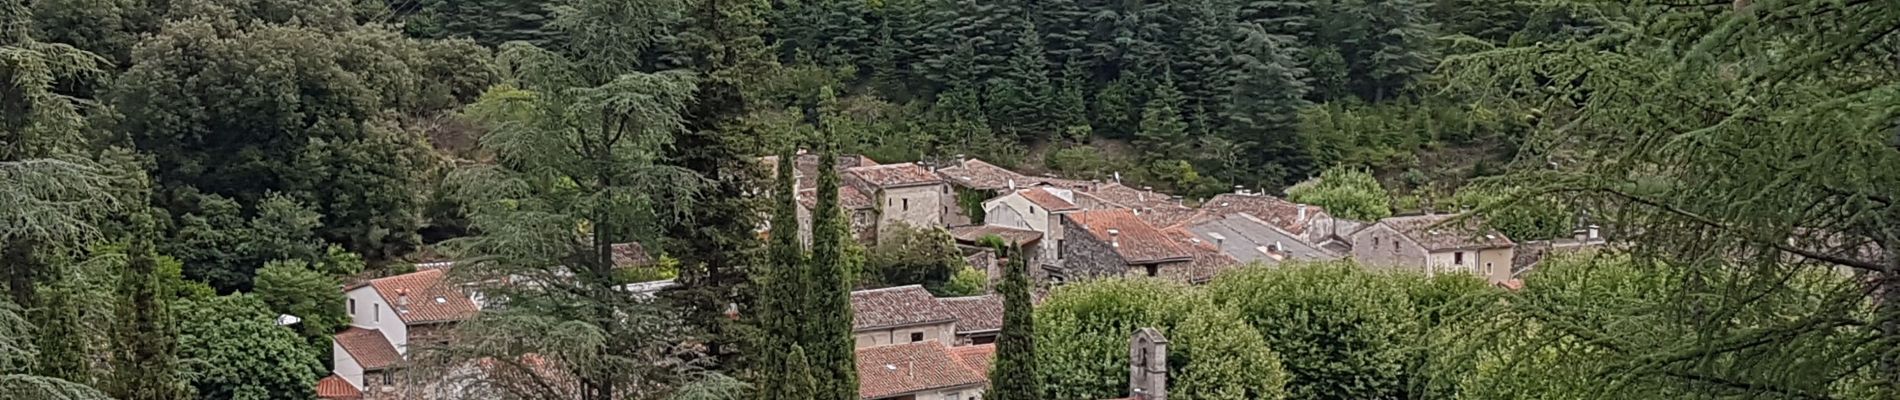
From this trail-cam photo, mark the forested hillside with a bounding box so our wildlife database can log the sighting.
[3,0,1899,399]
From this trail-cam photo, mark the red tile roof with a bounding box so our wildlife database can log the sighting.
[762,153,879,191]
[851,285,958,330]
[856,341,988,399]
[1017,188,1080,212]
[948,225,1043,246]
[1381,214,1515,251]
[335,327,403,371]
[367,269,480,325]
[316,374,362,400]
[938,295,1004,334]
[1187,193,1327,234]
[1069,209,1193,264]
[948,344,997,376]
[847,163,943,188]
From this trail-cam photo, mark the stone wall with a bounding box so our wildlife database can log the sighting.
[1056,216,1130,282]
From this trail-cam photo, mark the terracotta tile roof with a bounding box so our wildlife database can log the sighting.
[851,285,957,330]
[938,295,1004,334]
[1069,209,1193,264]
[856,341,987,399]
[335,327,403,370]
[935,158,1035,191]
[367,269,480,325]
[1017,187,1080,212]
[948,344,997,376]
[1188,193,1327,234]
[846,163,943,188]
[948,225,1043,246]
[1380,214,1515,251]
[797,185,874,210]
[316,374,362,400]
[1159,228,1245,284]
[1080,183,1182,210]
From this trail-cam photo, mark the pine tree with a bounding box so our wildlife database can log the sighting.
[1172,0,1238,127]
[987,245,1038,400]
[1239,0,1317,42]
[664,0,776,371]
[1225,23,1312,186]
[1093,73,1145,139]
[1051,64,1092,143]
[1343,0,1434,101]
[990,24,1054,141]
[1037,0,1092,68]
[918,0,975,89]
[805,148,861,400]
[960,0,1029,79]
[1137,77,1192,163]
[108,240,191,400]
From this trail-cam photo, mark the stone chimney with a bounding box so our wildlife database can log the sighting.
[1108,229,1121,248]
[1114,171,1123,184]
[1129,328,1169,400]
[1297,204,1308,222]
[396,289,410,313]
[1588,225,1600,240]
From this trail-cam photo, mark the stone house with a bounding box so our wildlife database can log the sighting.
[977,186,1085,271]
[1057,209,1195,283]
[850,285,960,348]
[845,163,953,243]
[1181,213,1341,265]
[1350,214,1516,283]
[938,294,1004,345]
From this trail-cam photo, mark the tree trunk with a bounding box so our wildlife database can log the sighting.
[5,239,36,308]
[1878,236,1900,391]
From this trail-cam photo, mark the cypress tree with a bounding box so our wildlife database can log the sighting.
[806,148,860,400]
[987,245,1039,400]
[755,147,810,393]
[108,240,191,400]
[1225,23,1313,186]
[784,344,820,399]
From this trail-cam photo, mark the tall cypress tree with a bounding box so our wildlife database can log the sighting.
[987,245,1038,400]
[754,147,811,396]
[805,147,861,400]
[1225,23,1312,186]
[108,239,191,400]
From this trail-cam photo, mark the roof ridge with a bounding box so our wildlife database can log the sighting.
[853,284,928,294]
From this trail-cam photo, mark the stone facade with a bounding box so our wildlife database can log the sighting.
[1350,223,1431,270]
[854,321,959,349]
[872,183,950,241]
[1055,216,1133,282]
[1129,328,1169,400]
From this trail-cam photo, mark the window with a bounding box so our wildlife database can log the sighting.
[902,198,909,211]
[349,299,356,315]
[374,303,381,322]
[1485,262,1494,275]
[946,392,960,400]
[910,332,925,342]
[382,371,394,385]
[1030,206,1038,215]
[1392,240,1399,252]
[1454,252,1465,265]
[1144,265,1158,277]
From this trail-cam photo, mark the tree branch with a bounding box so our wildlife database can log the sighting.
[1587,188,1888,272]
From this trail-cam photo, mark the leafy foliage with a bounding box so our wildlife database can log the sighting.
[862,224,967,293]
[173,294,324,400]
[1035,278,1289,400]
[1285,167,1392,221]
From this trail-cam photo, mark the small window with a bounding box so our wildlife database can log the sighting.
[349,299,356,315]
[382,371,394,385]
[902,198,909,211]
[1145,265,1158,277]
[946,392,960,400]
[1454,252,1465,265]
[374,303,381,322]
[1485,262,1494,275]
[1392,240,1399,252]
[1374,237,1381,247]
[910,332,924,342]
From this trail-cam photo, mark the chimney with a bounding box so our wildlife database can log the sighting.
[1129,328,1169,400]
[1588,225,1600,240]
[1108,229,1121,247]
[1273,241,1284,253]
[1297,204,1308,222]
[1233,185,1245,195]
[396,289,410,312]
[1008,179,1017,191]
[1114,171,1123,184]
[1573,227,1589,242]
[1138,187,1149,202]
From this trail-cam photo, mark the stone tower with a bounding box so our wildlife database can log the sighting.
[1128,327,1169,400]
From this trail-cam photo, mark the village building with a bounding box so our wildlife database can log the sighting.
[1180,212,1340,265]
[1350,213,1517,283]
[850,285,961,348]
[855,341,990,400]
[938,294,1004,345]
[328,268,480,398]
[1057,209,1196,283]
[844,163,954,242]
